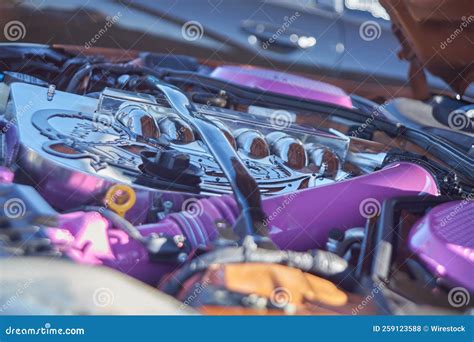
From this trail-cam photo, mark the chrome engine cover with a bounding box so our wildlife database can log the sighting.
[8,83,352,209]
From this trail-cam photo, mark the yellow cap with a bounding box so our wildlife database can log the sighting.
[105,184,136,217]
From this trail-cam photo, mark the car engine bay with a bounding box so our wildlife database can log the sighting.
[0,44,472,315]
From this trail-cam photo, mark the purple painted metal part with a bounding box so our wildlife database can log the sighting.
[210,66,353,108]
[47,212,175,285]
[35,170,189,225]
[147,162,438,251]
[408,200,474,292]
[264,162,439,250]
[0,167,14,183]
[47,162,438,285]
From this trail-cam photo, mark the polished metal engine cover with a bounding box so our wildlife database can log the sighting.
[8,83,350,209]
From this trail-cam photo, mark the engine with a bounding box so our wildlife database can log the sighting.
[0,46,472,315]
[7,81,388,214]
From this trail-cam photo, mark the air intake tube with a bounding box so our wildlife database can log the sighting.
[49,162,438,285]
[139,162,438,250]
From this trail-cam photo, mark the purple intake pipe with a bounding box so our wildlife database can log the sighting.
[141,162,438,250]
[48,162,438,284]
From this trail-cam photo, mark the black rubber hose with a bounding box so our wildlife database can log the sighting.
[161,246,351,295]
[65,63,165,93]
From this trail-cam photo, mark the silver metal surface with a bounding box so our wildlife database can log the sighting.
[9,83,340,213]
[116,102,160,139]
[234,128,269,158]
[266,131,308,169]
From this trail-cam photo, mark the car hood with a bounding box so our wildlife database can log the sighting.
[380,0,474,97]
